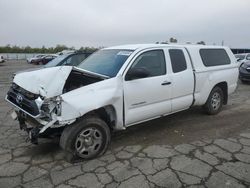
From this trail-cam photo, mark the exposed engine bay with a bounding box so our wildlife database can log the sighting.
[63,70,104,93]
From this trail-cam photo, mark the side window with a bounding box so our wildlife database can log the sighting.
[70,54,86,66]
[246,54,250,60]
[79,54,87,61]
[63,57,73,65]
[130,50,166,77]
[62,54,87,66]
[169,49,187,73]
[200,49,231,67]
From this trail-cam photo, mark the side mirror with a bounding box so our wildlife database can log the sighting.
[236,58,241,62]
[125,67,150,81]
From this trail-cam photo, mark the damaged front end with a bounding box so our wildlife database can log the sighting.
[6,83,66,144]
[5,66,106,144]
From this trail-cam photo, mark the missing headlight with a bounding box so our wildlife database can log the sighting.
[41,96,62,116]
[55,103,61,116]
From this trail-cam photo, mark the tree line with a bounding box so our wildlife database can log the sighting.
[156,38,206,45]
[0,44,99,54]
[0,39,206,54]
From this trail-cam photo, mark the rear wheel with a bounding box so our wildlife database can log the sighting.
[60,116,111,160]
[204,86,224,115]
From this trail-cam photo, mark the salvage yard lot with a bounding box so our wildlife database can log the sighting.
[0,60,250,187]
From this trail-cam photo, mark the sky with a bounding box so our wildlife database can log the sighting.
[0,0,249,48]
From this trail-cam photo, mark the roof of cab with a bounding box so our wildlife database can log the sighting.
[105,43,228,51]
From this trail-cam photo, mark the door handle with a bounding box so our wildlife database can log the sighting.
[161,81,171,85]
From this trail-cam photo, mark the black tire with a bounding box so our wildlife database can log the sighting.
[204,86,224,115]
[60,116,111,160]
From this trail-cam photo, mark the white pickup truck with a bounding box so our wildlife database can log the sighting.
[6,44,238,159]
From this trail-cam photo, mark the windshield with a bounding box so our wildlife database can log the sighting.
[44,54,68,68]
[247,54,250,60]
[235,54,245,60]
[77,49,133,77]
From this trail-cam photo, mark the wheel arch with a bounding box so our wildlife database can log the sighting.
[213,81,228,105]
[83,105,117,131]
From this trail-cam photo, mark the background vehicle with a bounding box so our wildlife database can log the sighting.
[31,54,58,65]
[0,55,5,63]
[56,50,75,56]
[45,51,91,68]
[27,54,45,64]
[13,51,93,77]
[6,44,238,160]
[239,60,250,83]
[235,53,250,65]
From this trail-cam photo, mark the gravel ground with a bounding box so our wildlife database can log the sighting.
[0,60,250,188]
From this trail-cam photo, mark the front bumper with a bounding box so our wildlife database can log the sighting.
[12,110,62,144]
[6,85,60,144]
[239,71,250,81]
[11,110,42,144]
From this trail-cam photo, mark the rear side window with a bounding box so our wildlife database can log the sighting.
[200,49,231,67]
[169,49,187,73]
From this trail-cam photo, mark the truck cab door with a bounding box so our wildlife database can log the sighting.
[166,48,194,112]
[123,49,172,126]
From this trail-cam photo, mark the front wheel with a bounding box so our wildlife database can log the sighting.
[60,116,111,160]
[203,86,224,115]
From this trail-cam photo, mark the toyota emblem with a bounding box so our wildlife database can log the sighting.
[16,94,23,104]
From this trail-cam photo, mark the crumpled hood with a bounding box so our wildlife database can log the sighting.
[13,66,73,98]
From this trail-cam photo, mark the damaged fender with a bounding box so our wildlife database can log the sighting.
[57,76,124,130]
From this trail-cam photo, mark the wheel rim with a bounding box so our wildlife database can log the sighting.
[211,92,221,110]
[75,127,103,158]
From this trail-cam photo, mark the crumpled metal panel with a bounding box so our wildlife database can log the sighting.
[58,76,124,129]
[13,66,73,98]
[13,66,124,130]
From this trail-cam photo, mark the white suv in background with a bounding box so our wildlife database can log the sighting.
[0,55,5,63]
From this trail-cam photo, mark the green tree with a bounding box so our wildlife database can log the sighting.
[169,37,178,43]
[0,44,99,53]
